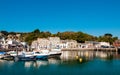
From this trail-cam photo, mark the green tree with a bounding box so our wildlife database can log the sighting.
[98,33,118,44]
[104,33,112,38]
[33,29,40,34]
[1,31,8,36]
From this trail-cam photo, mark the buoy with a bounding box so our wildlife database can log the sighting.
[79,58,83,63]
[76,56,79,59]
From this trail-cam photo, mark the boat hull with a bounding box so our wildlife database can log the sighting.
[35,54,49,60]
[18,56,36,61]
[1,55,15,60]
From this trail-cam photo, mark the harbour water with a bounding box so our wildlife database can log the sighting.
[0,50,120,75]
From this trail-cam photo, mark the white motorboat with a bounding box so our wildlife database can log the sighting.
[49,49,62,57]
[17,52,36,61]
[39,49,62,56]
[33,51,49,59]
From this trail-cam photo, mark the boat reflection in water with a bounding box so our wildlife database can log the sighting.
[23,60,49,68]
[1,50,120,75]
[0,50,118,68]
[24,56,61,68]
[33,60,48,68]
[24,61,34,68]
[23,50,115,67]
[48,57,61,65]
[61,50,114,63]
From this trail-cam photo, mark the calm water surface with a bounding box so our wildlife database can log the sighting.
[0,51,120,75]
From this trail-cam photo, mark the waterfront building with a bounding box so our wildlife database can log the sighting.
[48,37,60,49]
[66,40,77,48]
[85,41,110,48]
[113,40,120,47]
[31,37,78,50]
[2,37,27,51]
[16,34,21,38]
[60,40,77,48]
[31,38,50,50]
[37,38,50,50]
[85,41,99,48]
[59,40,68,48]
[0,37,6,49]
[31,40,38,50]
[6,38,19,50]
[77,43,88,48]
[99,42,110,47]
[0,32,3,36]
[31,37,61,50]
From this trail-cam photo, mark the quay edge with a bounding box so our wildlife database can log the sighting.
[61,48,118,52]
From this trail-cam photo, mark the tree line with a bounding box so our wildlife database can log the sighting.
[0,29,118,45]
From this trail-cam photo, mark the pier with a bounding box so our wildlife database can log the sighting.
[62,48,118,52]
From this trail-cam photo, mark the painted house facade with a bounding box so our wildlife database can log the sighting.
[113,40,120,47]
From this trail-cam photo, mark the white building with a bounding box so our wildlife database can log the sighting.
[31,41,38,49]
[0,37,6,48]
[99,42,110,47]
[48,37,60,49]
[60,40,77,48]
[31,37,78,50]
[37,38,50,50]
[31,38,50,50]
[77,43,88,48]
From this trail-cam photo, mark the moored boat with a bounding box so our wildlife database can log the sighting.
[33,51,49,60]
[49,49,62,58]
[17,52,36,61]
[0,52,6,59]
[50,48,61,55]
[16,51,49,61]
[49,51,62,56]
[1,55,15,60]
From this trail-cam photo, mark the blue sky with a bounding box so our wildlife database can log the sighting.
[0,0,120,38]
